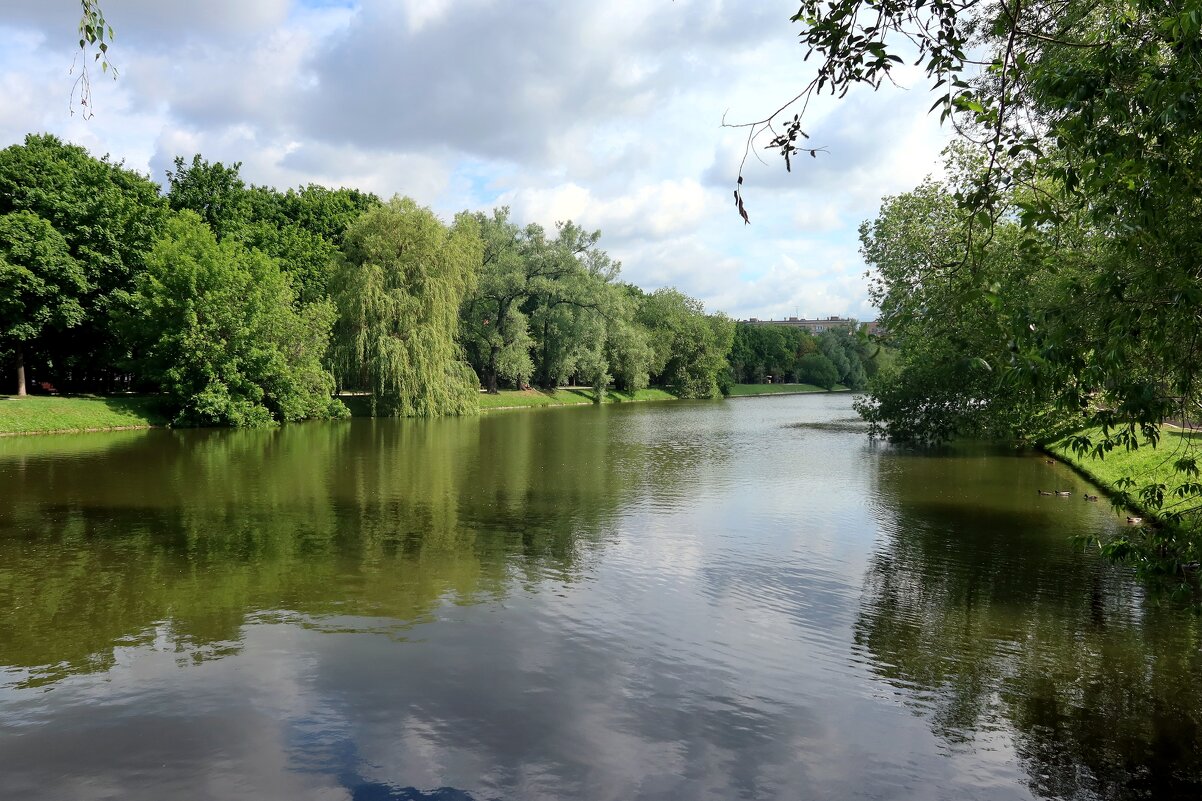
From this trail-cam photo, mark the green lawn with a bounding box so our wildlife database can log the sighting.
[343,385,844,415]
[726,383,847,396]
[0,395,165,435]
[1052,426,1202,528]
[477,387,678,410]
[4,383,849,434]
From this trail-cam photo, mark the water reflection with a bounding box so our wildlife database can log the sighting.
[0,412,658,687]
[858,445,1202,799]
[3,399,1202,800]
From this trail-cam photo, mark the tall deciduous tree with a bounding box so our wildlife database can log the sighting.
[331,197,482,417]
[0,133,166,390]
[0,212,87,395]
[797,353,839,390]
[855,176,1075,443]
[743,1,1202,437]
[126,211,344,426]
[638,288,734,399]
[527,222,617,391]
[460,208,541,393]
[604,284,653,393]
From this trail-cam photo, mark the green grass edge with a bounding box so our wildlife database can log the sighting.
[0,395,166,436]
[3,383,851,435]
[1047,426,1202,537]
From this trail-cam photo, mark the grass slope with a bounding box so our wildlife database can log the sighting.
[343,385,845,416]
[0,395,165,435]
[5,382,849,435]
[1052,426,1202,535]
[726,383,848,396]
[477,387,678,410]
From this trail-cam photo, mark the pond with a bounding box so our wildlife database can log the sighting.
[1,394,1199,800]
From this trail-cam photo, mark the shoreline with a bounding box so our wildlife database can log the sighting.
[726,388,851,399]
[1043,428,1202,556]
[1,384,855,436]
[0,423,158,438]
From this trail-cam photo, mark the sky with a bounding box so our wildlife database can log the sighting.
[0,0,951,321]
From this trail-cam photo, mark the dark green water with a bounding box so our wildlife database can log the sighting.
[1,395,1199,800]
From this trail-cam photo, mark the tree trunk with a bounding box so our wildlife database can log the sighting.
[15,342,26,397]
[486,345,500,394]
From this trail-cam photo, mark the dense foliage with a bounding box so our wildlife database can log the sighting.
[1,134,737,424]
[125,212,344,427]
[458,210,733,400]
[729,322,878,391]
[637,288,735,399]
[331,199,482,418]
[0,211,86,395]
[0,133,167,392]
[772,1,1202,561]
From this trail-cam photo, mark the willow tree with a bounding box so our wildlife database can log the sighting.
[331,197,482,417]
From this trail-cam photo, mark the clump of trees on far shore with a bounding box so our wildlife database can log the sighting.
[0,134,744,425]
[728,323,880,391]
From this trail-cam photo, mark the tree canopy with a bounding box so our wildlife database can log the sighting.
[751,1,1202,559]
[331,197,483,418]
[0,134,742,426]
[125,211,344,427]
[0,211,86,395]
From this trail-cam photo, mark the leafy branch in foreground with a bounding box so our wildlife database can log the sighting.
[71,0,117,118]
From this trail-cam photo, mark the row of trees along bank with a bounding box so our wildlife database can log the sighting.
[1,134,886,426]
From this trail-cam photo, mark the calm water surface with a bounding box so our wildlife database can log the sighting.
[1,395,1200,800]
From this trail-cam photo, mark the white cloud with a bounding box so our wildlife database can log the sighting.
[0,0,951,320]
[500,179,715,242]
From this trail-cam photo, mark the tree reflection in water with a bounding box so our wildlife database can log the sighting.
[856,446,1202,799]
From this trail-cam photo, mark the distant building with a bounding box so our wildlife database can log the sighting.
[742,315,857,334]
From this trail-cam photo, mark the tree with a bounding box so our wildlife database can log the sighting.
[740,2,1202,435]
[526,222,619,391]
[461,211,627,394]
[818,329,869,390]
[169,165,382,306]
[854,173,1080,444]
[797,353,839,391]
[240,184,381,304]
[638,288,734,399]
[0,212,87,395]
[460,208,542,393]
[258,184,381,247]
[126,211,344,426]
[166,155,250,242]
[331,197,482,417]
[604,285,654,393]
[728,323,820,384]
[0,134,167,391]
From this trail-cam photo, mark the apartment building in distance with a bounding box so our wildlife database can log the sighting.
[741,315,857,334]
[740,315,885,337]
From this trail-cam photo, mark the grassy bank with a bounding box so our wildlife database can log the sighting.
[477,387,678,411]
[338,388,679,416]
[727,383,848,396]
[0,395,165,435]
[1051,427,1202,564]
[1052,427,1202,508]
[4,382,844,435]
